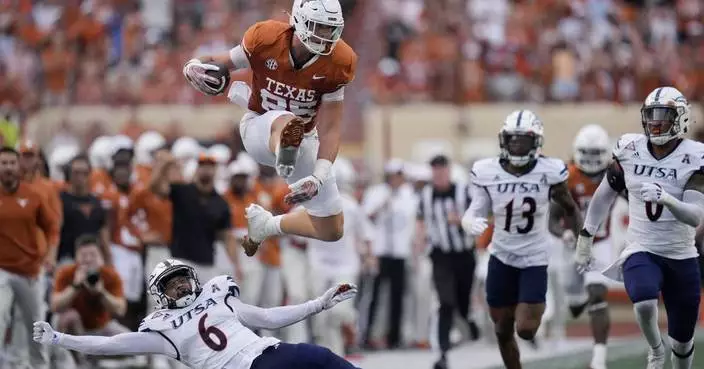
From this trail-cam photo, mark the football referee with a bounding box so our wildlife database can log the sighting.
[416,155,479,369]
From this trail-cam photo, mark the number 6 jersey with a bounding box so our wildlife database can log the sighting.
[613,133,704,259]
[471,156,569,268]
[138,275,279,369]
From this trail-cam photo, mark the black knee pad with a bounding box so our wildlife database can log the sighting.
[517,329,535,341]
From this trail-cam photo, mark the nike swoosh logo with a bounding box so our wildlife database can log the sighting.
[312,75,326,80]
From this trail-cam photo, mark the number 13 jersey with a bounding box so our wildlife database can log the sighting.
[242,20,357,132]
[138,275,279,369]
[471,156,568,268]
[613,133,704,259]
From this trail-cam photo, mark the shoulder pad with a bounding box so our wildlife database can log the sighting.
[539,157,569,185]
[470,158,498,186]
[612,133,644,160]
[329,41,357,88]
[138,309,177,332]
[241,20,289,57]
[203,275,240,299]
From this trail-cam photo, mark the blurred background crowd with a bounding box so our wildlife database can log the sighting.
[1,0,704,146]
[1,1,704,369]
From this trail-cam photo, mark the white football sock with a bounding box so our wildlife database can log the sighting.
[269,215,284,236]
[633,299,662,349]
[591,343,607,369]
[670,337,694,369]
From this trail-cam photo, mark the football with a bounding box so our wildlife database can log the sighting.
[203,63,231,96]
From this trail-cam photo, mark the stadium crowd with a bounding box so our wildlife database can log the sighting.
[1,1,704,369]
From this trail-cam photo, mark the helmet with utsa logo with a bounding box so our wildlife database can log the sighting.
[498,110,544,167]
[573,124,611,175]
[147,259,202,310]
[641,86,692,146]
[290,0,344,56]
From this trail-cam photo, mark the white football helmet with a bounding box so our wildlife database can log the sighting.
[332,157,355,193]
[573,124,611,175]
[88,136,113,169]
[641,86,692,145]
[135,131,166,165]
[147,259,201,310]
[290,0,344,55]
[49,145,81,181]
[207,144,232,165]
[171,137,202,162]
[499,110,544,167]
[236,152,259,177]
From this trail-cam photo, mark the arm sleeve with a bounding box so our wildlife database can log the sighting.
[229,45,251,70]
[466,184,491,219]
[55,332,177,358]
[583,178,620,235]
[233,298,320,330]
[662,190,704,228]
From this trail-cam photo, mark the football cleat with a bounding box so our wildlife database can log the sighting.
[276,117,306,178]
[243,204,275,256]
[646,341,666,369]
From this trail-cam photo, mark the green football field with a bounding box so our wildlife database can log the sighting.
[511,331,704,369]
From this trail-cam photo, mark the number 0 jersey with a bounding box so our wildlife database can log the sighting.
[614,133,704,259]
[242,20,357,132]
[138,276,279,369]
[471,156,568,268]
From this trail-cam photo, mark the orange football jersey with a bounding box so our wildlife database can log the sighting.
[567,163,611,242]
[242,20,357,131]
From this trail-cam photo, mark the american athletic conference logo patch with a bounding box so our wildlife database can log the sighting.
[265,58,278,70]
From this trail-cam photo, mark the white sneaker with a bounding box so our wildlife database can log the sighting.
[243,204,275,256]
[647,341,666,369]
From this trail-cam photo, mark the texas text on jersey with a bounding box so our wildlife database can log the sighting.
[568,163,611,242]
[471,156,569,267]
[242,20,356,132]
[610,133,704,259]
[139,275,279,369]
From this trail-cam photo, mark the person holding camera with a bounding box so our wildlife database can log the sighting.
[50,234,128,349]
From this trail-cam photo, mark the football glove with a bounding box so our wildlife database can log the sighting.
[33,321,60,345]
[562,229,576,249]
[314,283,358,311]
[182,59,222,96]
[574,230,594,274]
[640,182,671,204]
[461,213,488,236]
[284,175,322,205]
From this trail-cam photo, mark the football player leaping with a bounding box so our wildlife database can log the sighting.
[33,259,359,369]
[182,0,356,256]
[461,110,583,369]
[575,86,704,369]
[550,124,614,369]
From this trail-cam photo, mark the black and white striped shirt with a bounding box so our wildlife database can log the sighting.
[417,182,473,253]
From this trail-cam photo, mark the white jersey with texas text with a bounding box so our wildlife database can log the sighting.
[613,133,704,259]
[138,275,279,369]
[472,156,568,268]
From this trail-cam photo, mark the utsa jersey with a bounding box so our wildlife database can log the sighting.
[138,276,279,369]
[241,20,357,131]
[567,164,610,242]
[472,156,569,268]
[613,134,704,259]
